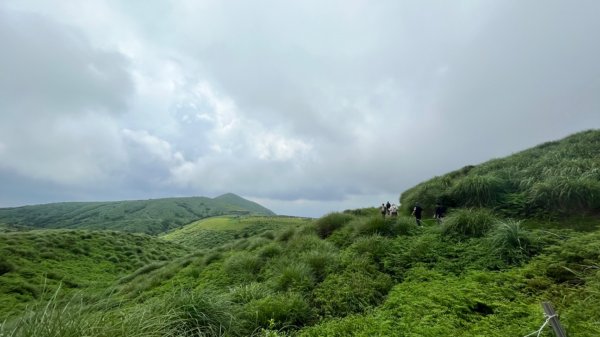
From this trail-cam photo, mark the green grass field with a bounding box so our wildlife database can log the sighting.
[162,215,314,249]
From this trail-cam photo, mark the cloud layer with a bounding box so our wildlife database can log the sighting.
[1,1,599,216]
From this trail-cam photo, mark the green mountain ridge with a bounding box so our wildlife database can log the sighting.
[0,194,275,235]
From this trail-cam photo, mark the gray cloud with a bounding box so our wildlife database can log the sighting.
[1,1,599,217]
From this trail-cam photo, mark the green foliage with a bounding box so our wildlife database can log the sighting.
[163,216,313,249]
[315,213,353,239]
[442,208,496,239]
[450,175,507,207]
[312,267,392,318]
[0,230,188,319]
[355,216,398,236]
[400,129,600,218]
[0,194,275,235]
[489,220,538,264]
[239,292,314,332]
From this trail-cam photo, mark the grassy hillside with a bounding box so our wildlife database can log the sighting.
[0,194,275,235]
[3,211,599,336]
[400,129,600,218]
[0,229,189,320]
[162,215,313,249]
[2,130,599,336]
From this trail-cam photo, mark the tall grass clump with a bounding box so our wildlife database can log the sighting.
[489,220,537,264]
[162,289,237,337]
[442,208,496,240]
[450,175,507,207]
[223,252,263,283]
[0,288,176,337]
[315,213,353,239]
[355,217,397,237]
[529,177,600,213]
[239,291,314,333]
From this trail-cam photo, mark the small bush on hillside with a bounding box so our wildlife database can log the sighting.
[223,252,263,283]
[0,256,15,276]
[395,216,418,236]
[312,269,393,318]
[270,261,315,292]
[239,292,314,333]
[300,250,339,282]
[355,217,397,236]
[202,251,222,266]
[228,282,272,304]
[315,213,353,239]
[489,220,538,264]
[347,235,394,270]
[276,227,296,242]
[167,289,237,336]
[258,242,283,259]
[442,208,496,240]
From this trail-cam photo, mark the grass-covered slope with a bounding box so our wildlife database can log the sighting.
[0,194,275,234]
[3,211,599,336]
[162,215,313,249]
[0,229,189,320]
[400,129,600,218]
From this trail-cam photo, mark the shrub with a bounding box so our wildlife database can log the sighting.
[202,251,222,266]
[276,227,296,242]
[347,235,394,269]
[315,213,353,239]
[355,217,397,236]
[0,256,15,276]
[489,220,538,264]
[258,243,283,259]
[312,269,392,317]
[229,282,272,304]
[223,252,263,283]
[300,250,339,282]
[270,261,315,292]
[240,292,313,332]
[166,289,237,336]
[442,208,496,240]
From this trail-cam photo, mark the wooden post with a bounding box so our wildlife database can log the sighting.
[542,302,567,337]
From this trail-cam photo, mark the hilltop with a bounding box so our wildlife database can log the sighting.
[0,194,275,235]
[400,129,600,219]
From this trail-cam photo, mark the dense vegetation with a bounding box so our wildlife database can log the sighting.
[0,230,189,319]
[162,216,314,249]
[400,129,600,218]
[0,193,274,234]
[1,130,599,336]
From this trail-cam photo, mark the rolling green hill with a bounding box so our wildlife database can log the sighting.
[400,129,600,218]
[0,194,275,235]
[162,215,314,249]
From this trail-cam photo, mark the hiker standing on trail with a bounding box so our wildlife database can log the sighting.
[434,203,445,225]
[412,202,423,226]
[386,201,391,215]
[390,204,398,217]
[380,203,387,218]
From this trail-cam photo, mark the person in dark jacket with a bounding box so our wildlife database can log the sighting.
[412,202,423,226]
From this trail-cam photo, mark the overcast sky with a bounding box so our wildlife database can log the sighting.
[1,1,599,217]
